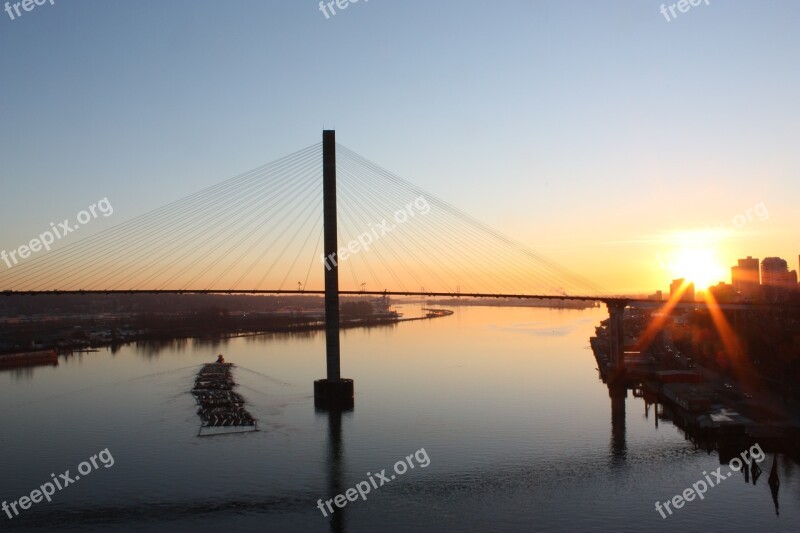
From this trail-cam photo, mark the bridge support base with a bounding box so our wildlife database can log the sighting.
[314,378,354,411]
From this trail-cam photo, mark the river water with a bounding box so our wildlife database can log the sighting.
[1,306,797,532]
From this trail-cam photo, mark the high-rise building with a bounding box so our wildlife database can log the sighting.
[761,257,797,301]
[761,257,787,286]
[670,278,695,303]
[731,256,760,300]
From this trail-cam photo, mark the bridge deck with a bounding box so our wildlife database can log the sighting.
[3,289,793,309]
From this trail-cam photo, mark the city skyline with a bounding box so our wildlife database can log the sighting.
[661,253,800,298]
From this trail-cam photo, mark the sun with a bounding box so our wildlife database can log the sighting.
[658,229,727,290]
[671,248,726,290]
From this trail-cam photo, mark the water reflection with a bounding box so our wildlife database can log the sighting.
[609,385,627,463]
[769,455,781,515]
[322,408,348,533]
[607,379,788,521]
[0,365,39,381]
[134,338,195,358]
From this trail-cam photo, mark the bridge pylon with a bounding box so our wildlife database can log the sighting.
[314,130,354,410]
[605,299,628,378]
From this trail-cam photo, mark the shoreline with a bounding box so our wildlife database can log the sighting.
[1,309,456,360]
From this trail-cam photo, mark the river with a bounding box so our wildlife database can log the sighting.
[1,306,797,532]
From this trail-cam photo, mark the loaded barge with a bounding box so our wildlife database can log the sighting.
[191,359,258,436]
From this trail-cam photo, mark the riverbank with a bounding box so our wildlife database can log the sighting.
[590,315,800,458]
[0,309,455,362]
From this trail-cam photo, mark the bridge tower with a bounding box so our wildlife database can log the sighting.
[314,130,355,410]
[606,300,628,373]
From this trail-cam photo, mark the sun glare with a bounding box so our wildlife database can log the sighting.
[671,248,725,290]
[658,229,728,290]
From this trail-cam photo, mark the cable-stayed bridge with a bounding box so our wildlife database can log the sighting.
[0,131,769,407]
[0,143,605,299]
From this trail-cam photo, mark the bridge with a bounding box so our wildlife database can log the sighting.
[0,131,766,408]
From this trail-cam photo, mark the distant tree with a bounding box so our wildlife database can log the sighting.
[341,301,373,318]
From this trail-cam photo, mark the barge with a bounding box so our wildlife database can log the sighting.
[191,360,258,436]
[0,349,58,369]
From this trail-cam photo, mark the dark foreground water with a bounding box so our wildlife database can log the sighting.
[1,306,798,532]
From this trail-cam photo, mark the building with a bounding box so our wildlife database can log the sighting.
[761,257,787,288]
[761,257,798,301]
[648,290,663,301]
[670,278,695,303]
[731,256,760,300]
[708,282,736,303]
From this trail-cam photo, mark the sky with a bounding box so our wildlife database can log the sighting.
[1,0,798,294]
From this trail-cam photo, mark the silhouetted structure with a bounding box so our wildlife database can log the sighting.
[314,130,354,410]
[606,300,627,372]
[762,257,797,302]
[732,256,760,300]
[670,278,695,303]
